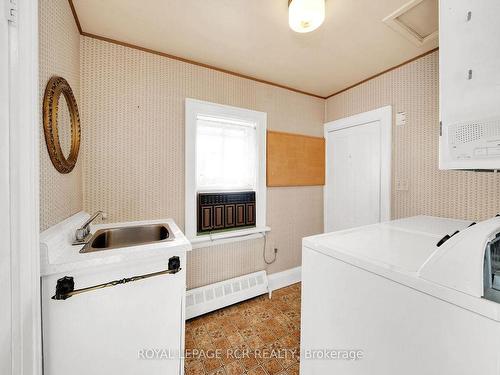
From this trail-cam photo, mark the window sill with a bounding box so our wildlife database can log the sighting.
[189,226,271,250]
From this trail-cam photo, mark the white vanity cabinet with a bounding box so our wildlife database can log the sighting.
[40,213,191,375]
[439,0,500,170]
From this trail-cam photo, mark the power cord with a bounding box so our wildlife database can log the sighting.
[262,232,277,265]
[207,230,277,264]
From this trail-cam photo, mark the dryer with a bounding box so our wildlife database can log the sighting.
[300,216,500,375]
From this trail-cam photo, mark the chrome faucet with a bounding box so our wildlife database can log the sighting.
[73,211,107,245]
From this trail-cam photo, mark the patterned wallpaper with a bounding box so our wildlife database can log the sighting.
[41,2,500,290]
[39,0,82,230]
[80,37,325,288]
[326,51,500,221]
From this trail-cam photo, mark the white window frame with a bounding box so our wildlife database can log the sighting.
[185,99,269,247]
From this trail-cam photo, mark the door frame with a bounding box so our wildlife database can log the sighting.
[2,0,42,374]
[323,106,392,232]
[0,3,12,373]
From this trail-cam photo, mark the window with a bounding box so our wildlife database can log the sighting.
[185,99,268,244]
[196,116,257,191]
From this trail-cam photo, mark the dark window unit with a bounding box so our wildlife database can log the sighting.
[197,191,256,234]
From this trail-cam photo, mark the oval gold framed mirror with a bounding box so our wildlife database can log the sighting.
[42,76,81,174]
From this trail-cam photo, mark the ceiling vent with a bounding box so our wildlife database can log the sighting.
[383,0,438,46]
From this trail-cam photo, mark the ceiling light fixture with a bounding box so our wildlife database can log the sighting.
[288,0,325,33]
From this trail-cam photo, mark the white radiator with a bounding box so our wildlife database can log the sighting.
[185,271,269,320]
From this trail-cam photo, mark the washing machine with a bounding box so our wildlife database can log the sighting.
[300,215,500,375]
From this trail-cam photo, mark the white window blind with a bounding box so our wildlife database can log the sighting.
[196,115,257,191]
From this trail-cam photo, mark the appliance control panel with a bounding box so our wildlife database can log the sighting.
[441,117,500,170]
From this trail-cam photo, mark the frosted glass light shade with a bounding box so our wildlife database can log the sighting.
[288,0,325,33]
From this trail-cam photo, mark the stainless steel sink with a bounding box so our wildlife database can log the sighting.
[80,224,175,253]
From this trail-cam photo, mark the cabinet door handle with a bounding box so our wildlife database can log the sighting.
[52,256,181,300]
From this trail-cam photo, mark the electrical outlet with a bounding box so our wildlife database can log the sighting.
[396,179,409,191]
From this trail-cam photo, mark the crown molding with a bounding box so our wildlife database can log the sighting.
[325,47,439,99]
[67,0,439,101]
[79,31,326,99]
[67,1,325,99]
[67,0,82,34]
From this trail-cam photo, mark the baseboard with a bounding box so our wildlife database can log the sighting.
[185,267,301,320]
[267,266,301,292]
[185,271,268,320]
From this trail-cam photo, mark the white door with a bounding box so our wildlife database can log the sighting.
[324,107,392,232]
[1,2,42,374]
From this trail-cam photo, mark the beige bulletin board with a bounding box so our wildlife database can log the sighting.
[266,130,325,187]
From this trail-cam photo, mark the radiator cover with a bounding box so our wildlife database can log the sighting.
[185,271,268,320]
[197,191,256,234]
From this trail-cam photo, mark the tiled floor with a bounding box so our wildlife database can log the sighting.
[184,283,301,375]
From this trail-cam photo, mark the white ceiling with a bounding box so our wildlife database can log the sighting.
[72,0,438,98]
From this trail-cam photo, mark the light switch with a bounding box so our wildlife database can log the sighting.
[396,112,407,127]
[396,179,409,191]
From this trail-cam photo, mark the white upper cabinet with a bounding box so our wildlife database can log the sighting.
[439,0,500,170]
